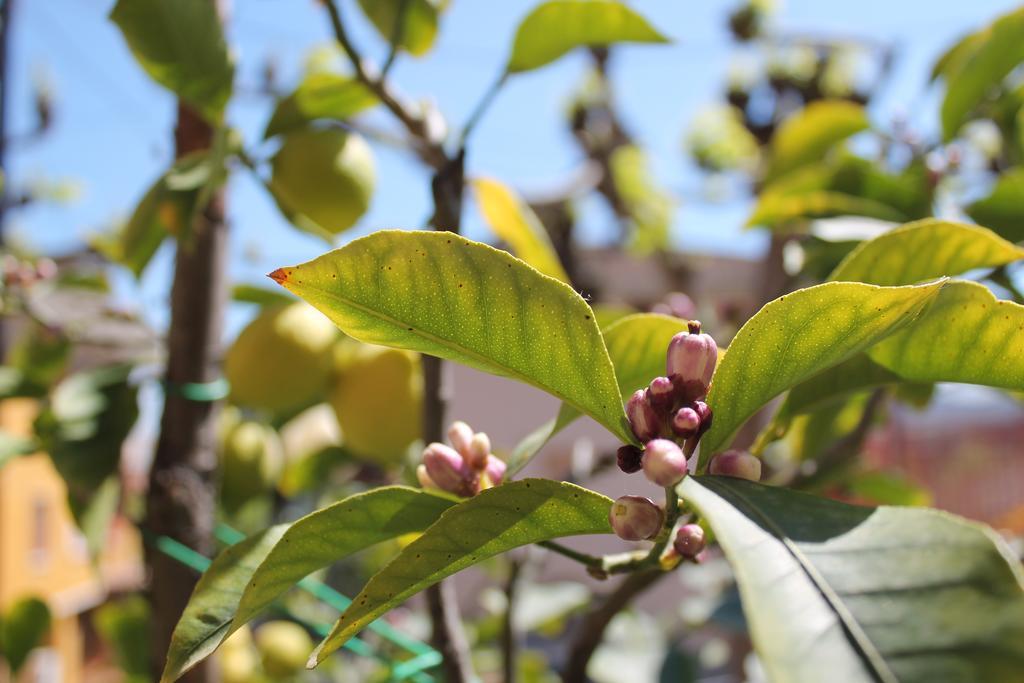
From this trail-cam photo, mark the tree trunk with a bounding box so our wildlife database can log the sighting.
[144,101,228,683]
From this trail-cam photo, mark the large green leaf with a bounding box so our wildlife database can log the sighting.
[507,0,669,73]
[869,280,1024,390]
[699,281,944,465]
[272,230,632,443]
[309,479,612,665]
[357,0,440,56]
[472,177,569,282]
[110,0,233,123]
[509,313,689,475]
[941,7,1024,140]
[967,167,1024,243]
[264,73,378,139]
[773,354,904,427]
[766,101,869,181]
[681,476,1024,683]
[161,487,455,683]
[830,218,1024,284]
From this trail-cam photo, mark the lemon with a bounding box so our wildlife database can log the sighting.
[219,411,284,512]
[254,621,313,679]
[271,128,375,237]
[224,302,339,416]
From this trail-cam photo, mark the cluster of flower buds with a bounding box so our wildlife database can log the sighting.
[417,421,507,498]
[2,255,57,288]
[708,449,761,482]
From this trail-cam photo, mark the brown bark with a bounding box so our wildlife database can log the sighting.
[143,101,228,683]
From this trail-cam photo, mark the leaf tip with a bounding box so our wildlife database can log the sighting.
[267,268,289,285]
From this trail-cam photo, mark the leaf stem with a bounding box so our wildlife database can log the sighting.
[537,540,603,568]
[380,0,410,80]
[457,70,508,150]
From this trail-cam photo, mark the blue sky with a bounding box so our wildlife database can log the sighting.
[6,0,1023,336]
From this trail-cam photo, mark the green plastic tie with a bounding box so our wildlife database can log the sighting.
[162,377,230,402]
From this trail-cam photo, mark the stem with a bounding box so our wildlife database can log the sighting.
[380,0,410,79]
[537,540,603,569]
[501,559,523,683]
[561,569,664,683]
[458,70,508,149]
[144,101,227,683]
[323,0,445,168]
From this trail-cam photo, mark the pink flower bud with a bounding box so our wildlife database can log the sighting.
[709,449,761,482]
[647,376,676,413]
[666,320,718,402]
[642,438,688,487]
[665,292,696,320]
[447,420,474,458]
[616,445,643,474]
[423,442,479,497]
[467,432,491,470]
[692,401,713,437]
[416,464,437,489]
[626,389,660,443]
[483,454,506,487]
[608,495,664,541]
[672,406,701,438]
[673,524,706,559]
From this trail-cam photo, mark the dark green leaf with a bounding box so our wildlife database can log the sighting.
[681,476,1024,683]
[161,487,455,682]
[309,479,612,665]
[700,281,944,466]
[507,0,669,73]
[0,596,51,674]
[273,230,632,443]
[967,167,1024,243]
[110,0,234,123]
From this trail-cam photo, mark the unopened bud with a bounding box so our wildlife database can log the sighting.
[666,321,718,402]
[483,454,506,487]
[447,420,474,457]
[672,406,701,438]
[693,401,713,438]
[416,464,437,489]
[608,495,664,541]
[626,389,660,443]
[423,442,479,497]
[616,445,643,474]
[708,450,762,482]
[642,438,688,487]
[647,376,675,413]
[673,524,706,559]
[467,432,491,470]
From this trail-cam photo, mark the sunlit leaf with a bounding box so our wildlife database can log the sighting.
[507,0,669,73]
[264,73,377,139]
[272,230,632,444]
[309,479,612,665]
[767,101,869,181]
[681,476,1024,683]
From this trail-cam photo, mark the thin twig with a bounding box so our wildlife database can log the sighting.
[501,558,523,683]
[537,540,603,569]
[458,70,508,149]
[561,569,665,683]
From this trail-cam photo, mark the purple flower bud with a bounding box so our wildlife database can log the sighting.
[673,524,706,559]
[608,495,664,541]
[647,376,676,413]
[642,438,688,487]
[666,321,718,402]
[709,449,762,482]
[467,432,491,470]
[447,421,474,458]
[616,445,644,474]
[692,401,713,437]
[626,389,660,443]
[423,442,479,497]
[671,406,701,438]
[483,454,506,487]
[416,464,437,489]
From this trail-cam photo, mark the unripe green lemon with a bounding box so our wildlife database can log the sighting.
[254,621,313,679]
[220,626,258,683]
[271,128,375,236]
[219,413,284,512]
[225,302,339,416]
[329,343,422,466]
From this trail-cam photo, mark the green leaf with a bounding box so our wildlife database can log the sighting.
[161,487,454,683]
[272,230,632,444]
[356,0,440,57]
[767,101,869,181]
[231,283,295,308]
[93,596,151,683]
[0,596,51,674]
[967,167,1024,243]
[680,476,1024,683]
[699,281,945,465]
[747,190,905,231]
[869,280,1024,390]
[610,145,675,254]
[941,7,1024,140]
[507,0,669,74]
[0,429,35,469]
[472,177,570,282]
[264,73,378,139]
[110,0,233,123]
[774,354,904,426]
[830,218,1024,285]
[309,479,612,665]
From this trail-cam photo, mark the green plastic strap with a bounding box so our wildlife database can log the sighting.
[162,378,230,402]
